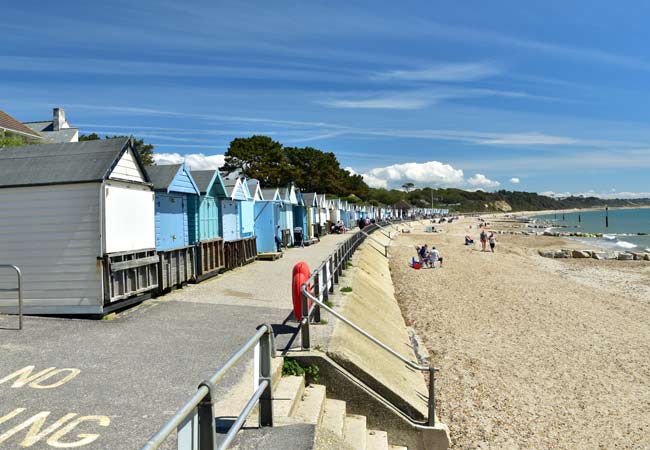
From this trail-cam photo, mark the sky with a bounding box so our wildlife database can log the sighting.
[3,0,650,197]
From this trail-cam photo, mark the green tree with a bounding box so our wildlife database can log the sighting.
[79,134,155,165]
[402,182,415,192]
[223,135,291,186]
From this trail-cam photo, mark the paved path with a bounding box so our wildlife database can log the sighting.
[0,233,349,450]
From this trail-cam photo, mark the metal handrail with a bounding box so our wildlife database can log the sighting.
[298,222,441,427]
[360,230,389,257]
[141,324,275,450]
[0,264,23,330]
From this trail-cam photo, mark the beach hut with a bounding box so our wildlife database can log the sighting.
[147,164,200,251]
[293,191,311,244]
[302,192,319,239]
[221,177,257,269]
[147,163,201,291]
[188,169,228,280]
[254,188,283,254]
[221,177,247,241]
[317,194,329,235]
[279,184,298,246]
[0,138,157,315]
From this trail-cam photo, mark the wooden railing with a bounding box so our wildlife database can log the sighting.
[104,249,159,303]
[196,237,226,282]
[158,245,196,293]
[224,237,257,271]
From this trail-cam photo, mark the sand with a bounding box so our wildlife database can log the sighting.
[389,218,650,449]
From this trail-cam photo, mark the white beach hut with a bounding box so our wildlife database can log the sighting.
[0,138,157,315]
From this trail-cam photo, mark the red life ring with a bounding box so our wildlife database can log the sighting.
[292,262,312,320]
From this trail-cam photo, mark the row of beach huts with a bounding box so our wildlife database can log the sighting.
[0,138,448,316]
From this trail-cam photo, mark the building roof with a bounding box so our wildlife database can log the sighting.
[23,121,78,143]
[146,164,182,190]
[302,193,317,206]
[393,200,413,210]
[191,169,216,194]
[0,137,145,188]
[0,110,42,139]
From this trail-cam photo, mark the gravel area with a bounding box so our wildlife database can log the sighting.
[390,218,650,449]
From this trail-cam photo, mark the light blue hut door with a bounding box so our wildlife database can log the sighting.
[157,194,185,250]
[222,200,240,241]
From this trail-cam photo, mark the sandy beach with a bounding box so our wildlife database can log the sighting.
[389,217,650,449]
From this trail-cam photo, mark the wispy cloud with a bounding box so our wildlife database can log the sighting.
[317,86,555,110]
[154,152,225,169]
[374,61,503,82]
[467,173,501,188]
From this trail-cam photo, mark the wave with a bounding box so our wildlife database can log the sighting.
[603,234,617,240]
[615,240,637,249]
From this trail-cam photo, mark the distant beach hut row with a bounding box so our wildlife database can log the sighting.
[0,138,408,316]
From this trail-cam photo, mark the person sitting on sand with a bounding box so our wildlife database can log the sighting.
[480,229,488,251]
[488,232,497,253]
[465,235,474,245]
[418,244,428,263]
[430,246,443,267]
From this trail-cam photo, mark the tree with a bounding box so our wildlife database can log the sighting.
[402,182,415,192]
[79,134,155,165]
[223,135,291,186]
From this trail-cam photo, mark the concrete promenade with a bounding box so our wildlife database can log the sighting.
[0,233,350,450]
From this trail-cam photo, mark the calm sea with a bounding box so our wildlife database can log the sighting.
[533,208,650,252]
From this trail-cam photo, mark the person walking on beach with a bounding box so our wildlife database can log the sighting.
[488,232,497,253]
[480,229,487,251]
[275,225,283,252]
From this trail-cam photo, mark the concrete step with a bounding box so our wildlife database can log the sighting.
[343,414,367,450]
[389,446,408,450]
[366,429,388,450]
[321,398,346,438]
[273,375,305,420]
[293,384,326,425]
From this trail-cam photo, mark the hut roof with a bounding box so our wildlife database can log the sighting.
[146,164,182,190]
[0,137,150,188]
[392,200,413,210]
[191,170,216,193]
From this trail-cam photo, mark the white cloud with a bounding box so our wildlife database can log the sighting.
[153,152,225,170]
[510,177,521,184]
[319,96,430,110]
[375,62,503,82]
[467,173,501,188]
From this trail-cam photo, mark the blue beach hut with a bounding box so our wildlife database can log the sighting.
[293,190,309,239]
[255,188,283,253]
[221,176,256,241]
[147,163,200,251]
[188,169,228,243]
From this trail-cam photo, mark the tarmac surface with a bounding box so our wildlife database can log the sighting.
[0,233,349,450]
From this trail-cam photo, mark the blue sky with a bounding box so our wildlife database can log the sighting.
[3,0,650,196]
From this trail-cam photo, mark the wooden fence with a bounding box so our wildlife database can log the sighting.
[196,238,225,282]
[158,245,196,293]
[104,249,159,304]
[224,236,257,271]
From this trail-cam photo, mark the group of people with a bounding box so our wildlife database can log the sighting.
[331,220,347,234]
[416,244,443,268]
[480,229,497,252]
[465,227,497,252]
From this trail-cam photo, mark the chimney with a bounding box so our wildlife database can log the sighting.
[52,108,66,131]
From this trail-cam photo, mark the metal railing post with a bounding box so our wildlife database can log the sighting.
[313,270,321,323]
[196,382,216,450]
[333,252,340,285]
[321,264,329,302]
[338,247,343,276]
[258,324,274,427]
[427,367,436,427]
[329,257,335,293]
[301,286,310,350]
[16,267,22,330]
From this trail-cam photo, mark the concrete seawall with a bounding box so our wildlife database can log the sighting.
[322,227,451,449]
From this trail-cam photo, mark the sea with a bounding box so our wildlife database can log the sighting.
[533,208,650,252]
